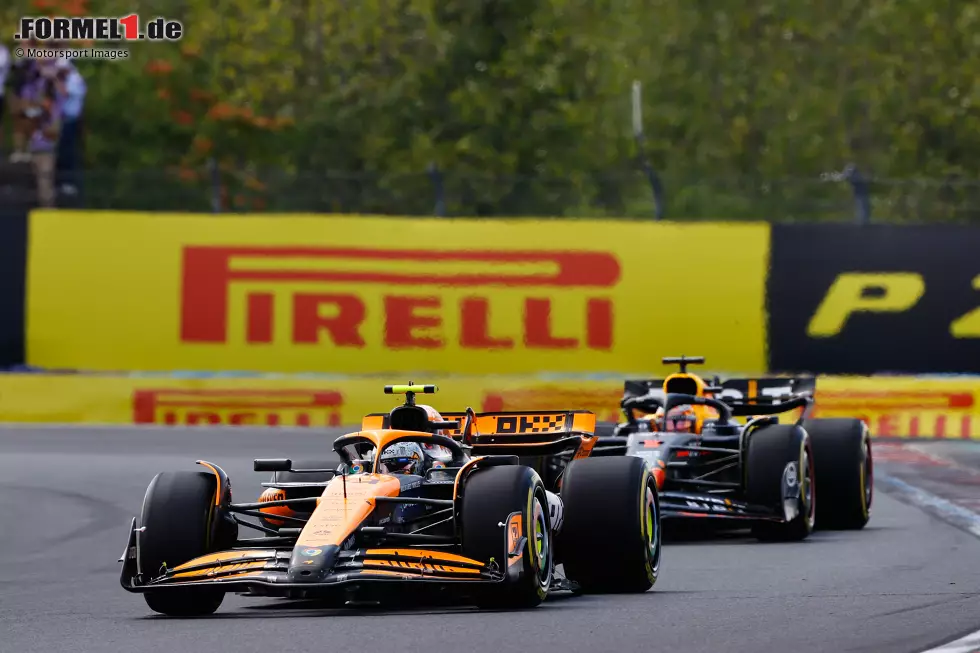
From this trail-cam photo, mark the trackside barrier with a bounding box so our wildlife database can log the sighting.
[0,374,978,439]
[0,210,28,368]
[23,211,769,375]
[10,212,980,376]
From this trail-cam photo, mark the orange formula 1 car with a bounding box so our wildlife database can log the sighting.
[119,383,661,616]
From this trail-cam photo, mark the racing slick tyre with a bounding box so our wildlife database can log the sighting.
[557,456,661,593]
[461,465,552,609]
[804,418,873,530]
[138,471,235,616]
[745,424,815,542]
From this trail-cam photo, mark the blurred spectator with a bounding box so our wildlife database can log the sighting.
[0,44,8,148]
[8,44,38,163]
[53,59,85,197]
[25,61,61,207]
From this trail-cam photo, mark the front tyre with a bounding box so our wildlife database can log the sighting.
[805,418,873,530]
[461,465,552,608]
[138,471,230,616]
[558,456,661,593]
[746,424,815,542]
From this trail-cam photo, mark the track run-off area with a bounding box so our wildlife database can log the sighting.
[2,426,980,653]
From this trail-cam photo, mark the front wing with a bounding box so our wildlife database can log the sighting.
[660,491,784,522]
[119,520,505,599]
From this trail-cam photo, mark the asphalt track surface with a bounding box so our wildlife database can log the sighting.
[3,427,980,653]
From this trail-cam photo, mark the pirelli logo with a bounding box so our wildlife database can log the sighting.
[813,390,978,439]
[816,390,974,411]
[179,246,620,351]
[132,389,343,427]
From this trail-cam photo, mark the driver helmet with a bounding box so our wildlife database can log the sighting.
[664,405,697,433]
[417,404,452,435]
[421,441,454,480]
[637,407,664,431]
[421,441,453,463]
[378,442,424,475]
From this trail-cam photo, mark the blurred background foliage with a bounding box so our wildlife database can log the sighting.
[5,0,980,220]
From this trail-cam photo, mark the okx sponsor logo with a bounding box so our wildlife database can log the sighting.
[767,225,980,374]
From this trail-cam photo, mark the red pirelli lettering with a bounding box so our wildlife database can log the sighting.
[133,389,344,427]
[385,296,443,348]
[460,297,513,349]
[292,293,366,347]
[181,246,620,347]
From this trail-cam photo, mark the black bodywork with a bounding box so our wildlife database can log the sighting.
[595,372,816,524]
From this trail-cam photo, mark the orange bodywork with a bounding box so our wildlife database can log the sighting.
[171,550,273,571]
[361,411,599,459]
[360,414,385,430]
[258,487,293,526]
[295,470,402,549]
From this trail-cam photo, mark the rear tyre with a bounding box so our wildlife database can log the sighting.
[461,465,552,609]
[745,425,815,542]
[805,418,873,530]
[138,471,231,616]
[558,456,661,593]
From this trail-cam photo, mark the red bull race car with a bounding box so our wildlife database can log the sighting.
[119,383,661,616]
[595,356,873,541]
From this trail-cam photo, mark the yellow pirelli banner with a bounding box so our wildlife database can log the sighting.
[0,375,624,427]
[25,211,770,375]
[0,374,978,439]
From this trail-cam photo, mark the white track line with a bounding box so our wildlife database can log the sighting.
[877,473,980,539]
[877,467,980,653]
[919,629,980,653]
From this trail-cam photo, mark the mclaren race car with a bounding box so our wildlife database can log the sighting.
[119,383,661,616]
[594,356,873,541]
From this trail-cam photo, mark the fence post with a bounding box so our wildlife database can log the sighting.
[640,161,666,220]
[844,163,871,225]
[427,162,446,217]
[208,157,221,213]
[632,80,665,220]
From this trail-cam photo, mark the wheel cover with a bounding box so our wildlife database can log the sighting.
[801,447,815,527]
[862,439,874,515]
[643,481,661,573]
[530,495,551,586]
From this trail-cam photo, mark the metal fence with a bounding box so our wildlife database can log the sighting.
[53,162,980,224]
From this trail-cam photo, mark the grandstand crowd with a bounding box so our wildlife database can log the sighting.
[0,40,86,207]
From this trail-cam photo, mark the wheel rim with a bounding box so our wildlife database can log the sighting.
[862,439,874,514]
[531,494,551,586]
[802,447,815,526]
[644,481,661,573]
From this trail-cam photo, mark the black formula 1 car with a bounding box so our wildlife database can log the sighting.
[593,356,873,541]
[119,383,661,616]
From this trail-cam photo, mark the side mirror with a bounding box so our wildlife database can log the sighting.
[254,458,292,472]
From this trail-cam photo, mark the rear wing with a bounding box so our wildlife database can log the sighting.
[361,410,597,457]
[716,377,815,417]
[447,410,597,457]
[622,376,815,417]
